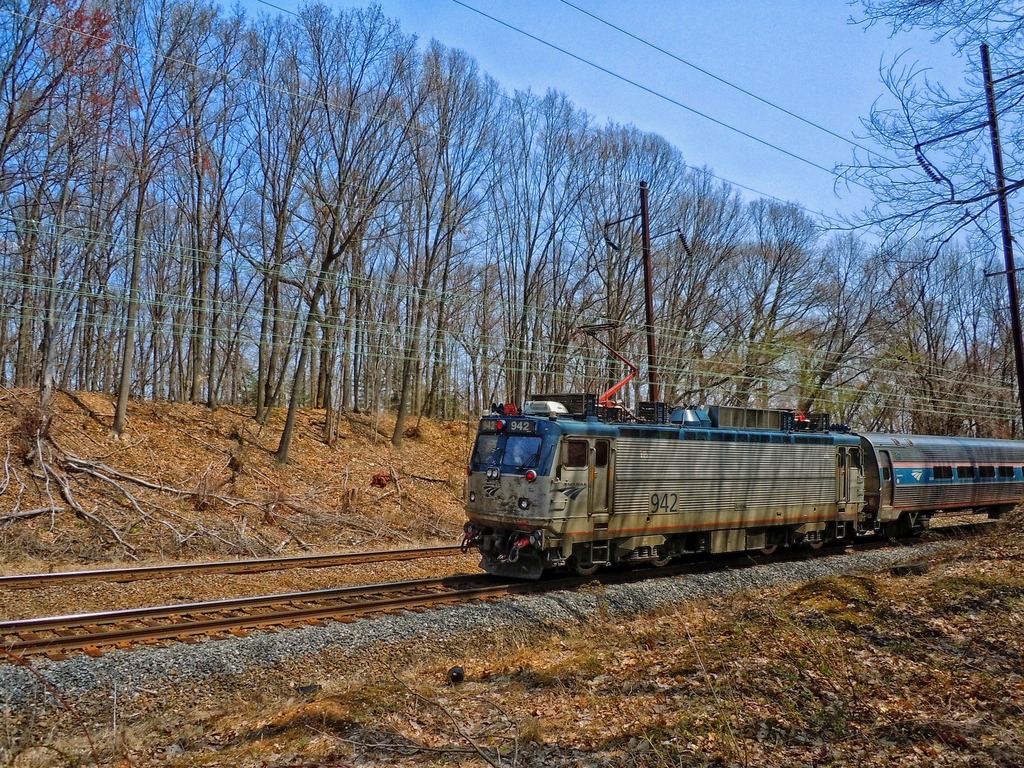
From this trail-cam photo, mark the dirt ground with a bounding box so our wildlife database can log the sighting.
[2,391,1023,767]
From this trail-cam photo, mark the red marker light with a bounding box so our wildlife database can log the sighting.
[495,419,505,431]
[525,469,537,482]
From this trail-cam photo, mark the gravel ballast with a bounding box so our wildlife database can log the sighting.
[1,541,953,716]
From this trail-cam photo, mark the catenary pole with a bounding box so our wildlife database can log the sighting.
[982,43,1024,430]
[639,181,659,402]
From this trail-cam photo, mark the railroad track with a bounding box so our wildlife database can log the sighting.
[0,544,466,590]
[0,522,994,663]
[0,574,546,661]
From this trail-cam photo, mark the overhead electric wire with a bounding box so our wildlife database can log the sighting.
[246,0,849,228]
[1,254,1014,413]
[448,0,869,188]
[554,0,902,167]
[2,3,863,234]
[3,207,1014,404]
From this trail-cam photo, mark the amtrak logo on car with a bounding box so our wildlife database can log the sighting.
[561,484,587,500]
[912,470,923,481]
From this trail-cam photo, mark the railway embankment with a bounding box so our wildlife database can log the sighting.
[4,518,1022,767]
[0,389,471,571]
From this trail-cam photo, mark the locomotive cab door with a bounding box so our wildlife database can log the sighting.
[836,446,864,516]
[559,438,591,520]
[558,438,610,523]
[590,440,610,518]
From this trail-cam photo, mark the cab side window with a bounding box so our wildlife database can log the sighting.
[564,439,589,469]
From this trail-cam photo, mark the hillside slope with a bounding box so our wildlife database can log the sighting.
[0,389,471,569]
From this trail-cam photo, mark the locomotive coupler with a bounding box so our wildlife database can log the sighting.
[461,522,483,553]
[507,530,544,562]
[507,534,532,563]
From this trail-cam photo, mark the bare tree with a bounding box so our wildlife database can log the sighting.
[489,90,595,406]
[792,234,889,419]
[1,0,115,396]
[111,0,197,435]
[242,13,315,422]
[658,167,746,405]
[274,4,420,462]
[847,1,1024,247]
[36,8,119,416]
[390,43,497,446]
[720,200,819,407]
[172,5,247,409]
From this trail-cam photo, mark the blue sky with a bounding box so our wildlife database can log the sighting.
[251,0,967,228]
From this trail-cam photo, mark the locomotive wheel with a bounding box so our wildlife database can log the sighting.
[760,544,778,555]
[881,521,900,541]
[807,538,825,550]
[570,558,601,576]
[651,546,672,567]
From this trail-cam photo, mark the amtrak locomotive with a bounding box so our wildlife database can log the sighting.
[462,394,1024,578]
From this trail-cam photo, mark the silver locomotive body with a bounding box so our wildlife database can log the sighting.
[464,402,865,578]
[464,399,1024,579]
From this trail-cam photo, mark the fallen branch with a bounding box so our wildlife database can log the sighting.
[0,506,68,524]
[63,452,189,495]
[63,451,270,515]
[1,441,12,496]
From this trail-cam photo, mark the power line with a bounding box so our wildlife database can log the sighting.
[248,0,847,227]
[554,0,901,167]
[0,258,1014,404]
[0,3,858,233]
[448,0,867,187]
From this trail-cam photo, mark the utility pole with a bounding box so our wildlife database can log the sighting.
[602,181,662,403]
[639,181,659,402]
[982,43,1024,429]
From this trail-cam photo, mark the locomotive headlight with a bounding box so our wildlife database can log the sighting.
[469,492,476,502]
[486,467,498,479]
[518,498,530,510]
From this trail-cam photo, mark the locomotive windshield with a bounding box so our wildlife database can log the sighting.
[471,434,544,470]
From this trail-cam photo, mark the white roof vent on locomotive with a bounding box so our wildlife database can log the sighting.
[522,400,570,418]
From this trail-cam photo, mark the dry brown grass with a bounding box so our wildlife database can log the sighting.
[165,517,1020,768]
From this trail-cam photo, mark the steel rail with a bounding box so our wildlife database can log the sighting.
[1,545,466,590]
[0,522,994,661]
[0,575,537,658]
